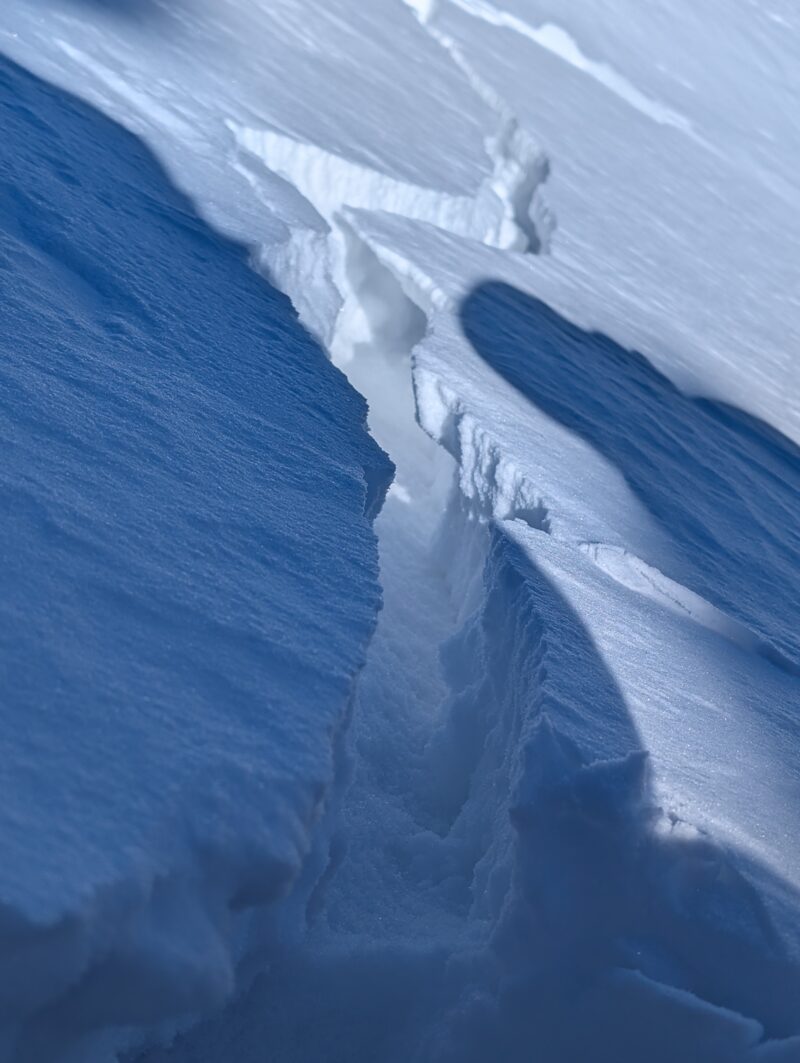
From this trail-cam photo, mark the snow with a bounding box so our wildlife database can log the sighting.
[0,0,799,1059]
[413,0,697,133]
[0,53,391,1060]
[418,0,800,440]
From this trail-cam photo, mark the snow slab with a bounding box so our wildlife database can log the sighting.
[0,54,391,1060]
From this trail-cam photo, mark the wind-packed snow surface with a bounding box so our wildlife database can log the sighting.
[0,52,391,1062]
[1,0,799,1060]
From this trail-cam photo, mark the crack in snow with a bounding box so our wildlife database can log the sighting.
[173,17,800,1058]
[420,0,697,137]
[401,0,555,253]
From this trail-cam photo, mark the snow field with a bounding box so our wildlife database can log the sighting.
[0,0,799,1059]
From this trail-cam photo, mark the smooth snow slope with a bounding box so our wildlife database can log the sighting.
[1,0,799,1060]
[0,55,391,1061]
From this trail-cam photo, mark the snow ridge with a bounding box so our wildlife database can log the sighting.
[227,116,549,257]
[581,543,800,678]
[0,55,394,1063]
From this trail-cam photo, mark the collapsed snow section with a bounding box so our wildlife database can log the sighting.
[226,115,549,360]
[0,57,391,1060]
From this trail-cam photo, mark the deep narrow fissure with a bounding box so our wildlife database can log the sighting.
[185,223,502,1063]
[140,28,555,1051]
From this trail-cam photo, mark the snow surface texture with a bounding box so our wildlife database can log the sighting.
[0,55,391,1061]
[1,0,799,1060]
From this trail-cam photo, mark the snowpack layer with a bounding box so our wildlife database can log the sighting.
[0,55,391,1061]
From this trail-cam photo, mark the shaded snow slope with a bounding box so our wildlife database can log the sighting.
[0,56,391,1061]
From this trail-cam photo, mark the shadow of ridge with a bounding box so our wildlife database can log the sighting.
[459,281,800,667]
[467,529,800,1060]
